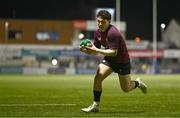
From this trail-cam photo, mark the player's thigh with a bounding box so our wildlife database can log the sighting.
[95,63,113,81]
[118,74,131,88]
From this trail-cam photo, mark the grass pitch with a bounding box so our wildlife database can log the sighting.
[0,74,180,117]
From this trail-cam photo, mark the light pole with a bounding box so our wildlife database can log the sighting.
[152,0,157,74]
[116,0,120,22]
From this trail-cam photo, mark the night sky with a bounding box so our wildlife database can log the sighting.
[0,0,180,41]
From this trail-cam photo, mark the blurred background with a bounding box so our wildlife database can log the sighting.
[0,0,180,74]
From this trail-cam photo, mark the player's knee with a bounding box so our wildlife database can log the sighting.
[95,73,104,81]
[94,77,103,85]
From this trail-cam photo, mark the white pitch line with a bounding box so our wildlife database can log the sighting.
[0,103,76,107]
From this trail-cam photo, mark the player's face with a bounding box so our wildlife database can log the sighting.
[96,17,110,32]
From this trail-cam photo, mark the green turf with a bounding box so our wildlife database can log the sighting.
[0,74,180,117]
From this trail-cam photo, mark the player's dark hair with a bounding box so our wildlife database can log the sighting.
[96,10,111,20]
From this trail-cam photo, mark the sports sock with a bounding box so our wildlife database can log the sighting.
[93,101,99,105]
[93,90,102,102]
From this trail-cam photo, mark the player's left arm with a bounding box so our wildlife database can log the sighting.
[85,31,119,56]
[96,48,117,56]
[85,43,117,56]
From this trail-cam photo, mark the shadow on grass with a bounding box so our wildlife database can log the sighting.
[100,110,145,114]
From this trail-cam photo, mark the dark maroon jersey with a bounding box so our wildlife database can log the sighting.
[93,25,130,64]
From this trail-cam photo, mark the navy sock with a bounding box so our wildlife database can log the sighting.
[93,90,102,102]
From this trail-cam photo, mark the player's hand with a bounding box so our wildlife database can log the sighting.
[85,43,98,55]
[79,46,91,54]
